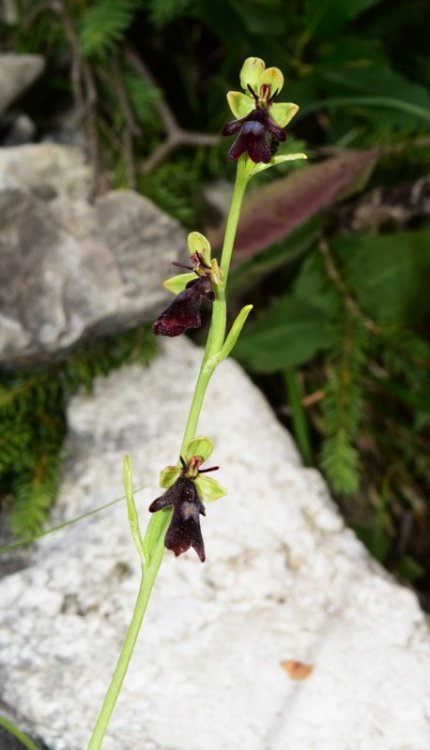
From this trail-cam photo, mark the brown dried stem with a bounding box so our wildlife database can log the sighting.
[125,45,220,173]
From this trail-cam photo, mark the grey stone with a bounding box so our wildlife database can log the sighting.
[0,143,91,201]
[0,338,429,750]
[0,54,45,115]
[0,113,36,146]
[0,145,185,364]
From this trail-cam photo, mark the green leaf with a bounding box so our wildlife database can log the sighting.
[302,66,430,128]
[332,229,430,326]
[159,465,181,489]
[163,272,195,294]
[195,475,227,502]
[229,216,322,296]
[234,296,337,372]
[210,150,379,263]
[304,0,385,38]
[184,436,214,462]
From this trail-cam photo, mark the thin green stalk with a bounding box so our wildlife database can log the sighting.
[86,513,169,750]
[180,157,249,451]
[86,157,250,750]
[0,715,39,750]
[284,369,312,465]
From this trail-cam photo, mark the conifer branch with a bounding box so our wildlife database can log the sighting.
[319,239,382,334]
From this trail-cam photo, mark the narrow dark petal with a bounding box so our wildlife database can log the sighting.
[222,118,245,136]
[149,481,181,512]
[227,134,248,161]
[265,117,287,141]
[149,494,172,512]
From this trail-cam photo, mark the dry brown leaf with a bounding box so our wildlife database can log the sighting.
[280,659,314,680]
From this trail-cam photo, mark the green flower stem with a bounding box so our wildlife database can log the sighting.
[180,156,249,452]
[86,513,169,750]
[87,157,250,750]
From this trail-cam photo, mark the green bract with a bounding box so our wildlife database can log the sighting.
[249,152,308,177]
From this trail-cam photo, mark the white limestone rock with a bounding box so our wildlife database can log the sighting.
[0,145,185,364]
[0,338,429,750]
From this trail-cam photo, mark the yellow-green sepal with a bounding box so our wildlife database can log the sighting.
[187,231,211,265]
[240,56,265,91]
[159,465,181,489]
[195,474,227,502]
[227,91,254,119]
[184,436,214,462]
[249,152,307,177]
[271,102,299,127]
[163,272,195,294]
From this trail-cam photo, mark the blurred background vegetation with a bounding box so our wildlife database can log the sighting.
[1,0,429,607]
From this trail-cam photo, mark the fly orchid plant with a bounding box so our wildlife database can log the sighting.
[87,57,306,750]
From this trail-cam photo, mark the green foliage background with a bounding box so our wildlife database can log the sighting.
[1,0,430,601]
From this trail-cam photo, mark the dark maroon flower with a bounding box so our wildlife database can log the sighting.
[149,475,206,561]
[152,275,215,337]
[222,84,286,163]
[222,109,286,163]
[149,455,220,562]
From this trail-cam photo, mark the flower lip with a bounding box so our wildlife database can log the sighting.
[152,261,215,337]
[222,108,286,164]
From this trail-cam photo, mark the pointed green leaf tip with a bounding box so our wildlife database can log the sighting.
[249,152,307,177]
[195,474,227,502]
[188,231,211,265]
[219,305,253,361]
[123,455,145,565]
[184,435,214,462]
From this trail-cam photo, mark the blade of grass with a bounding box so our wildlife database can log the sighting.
[284,369,312,465]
